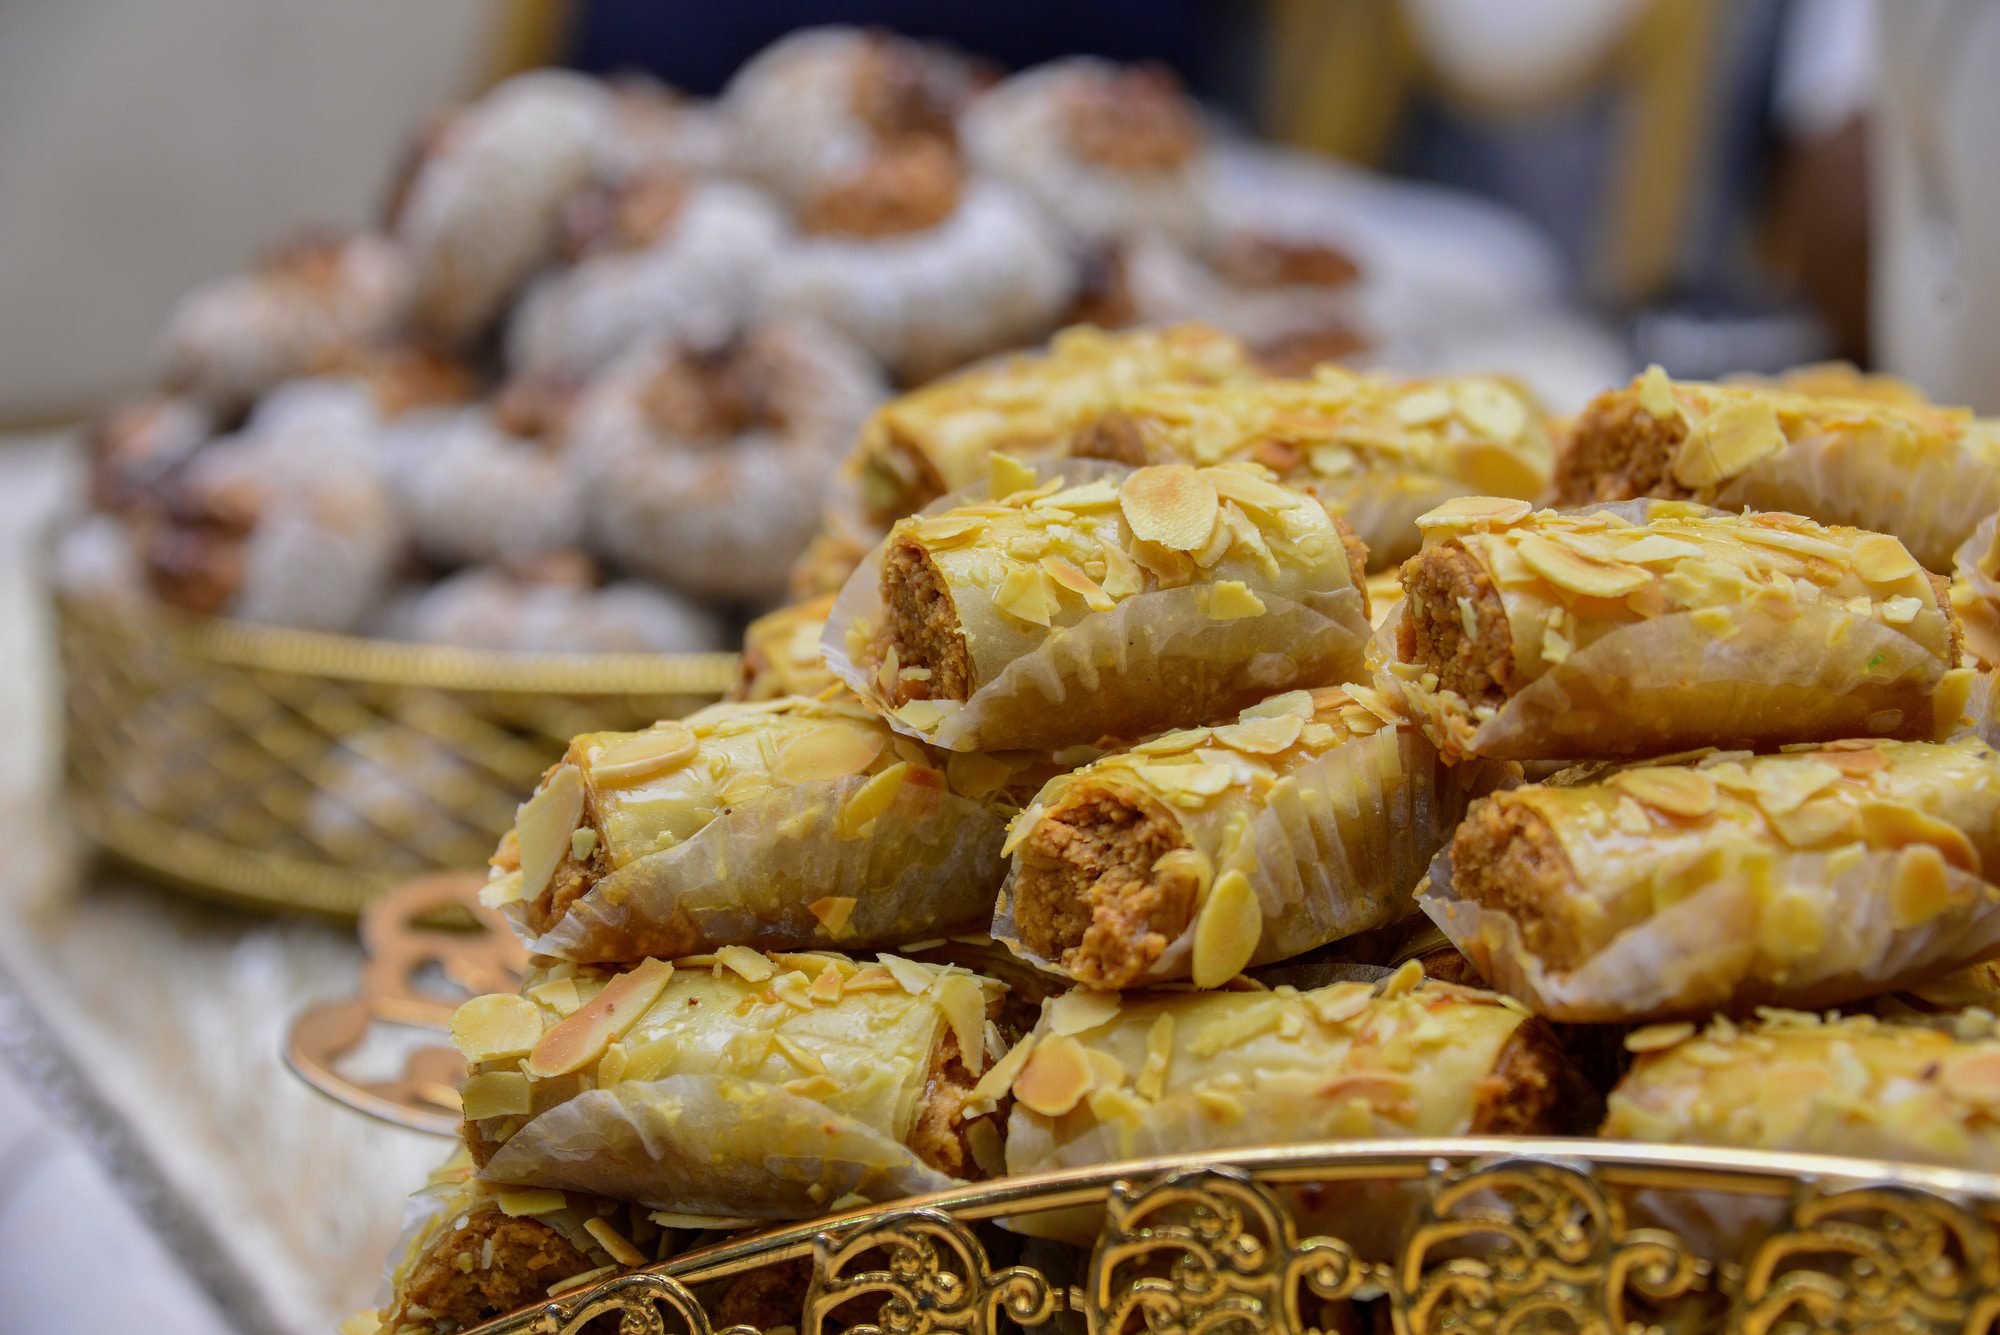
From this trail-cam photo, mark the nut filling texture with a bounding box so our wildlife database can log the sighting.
[1013,787,1195,988]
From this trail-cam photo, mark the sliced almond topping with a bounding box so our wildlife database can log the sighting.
[1135,1014,1175,1100]
[1811,747,1889,776]
[1241,689,1315,721]
[1047,988,1121,1036]
[479,869,526,909]
[892,699,955,732]
[773,724,884,785]
[808,896,858,939]
[1860,802,1981,872]
[1453,380,1529,440]
[1394,387,1454,425]
[1416,496,1532,530]
[1151,848,1214,905]
[808,962,847,1003]
[913,514,983,548]
[1191,869,1262,988]
[497,1188,569,1218]
[1624,1021,1695,1053]
[1608,766,1717,820]
[1614,534,1704,564]
[718,946,776,982]
[772,1033,828,1076]
[1941,1050,2000,1106]
[970,1033,1036,1104]
[1098,537,1145,598]
[584,1217,646,1267]
[1852,534,1921,585]
[989,452,1039,500]
[450,994,544,1064]
[1121,465,1220,552]
[1012,1034,1094,1117]
[515,765,586,906]
[1207,581,1266,620]
[838,761,909,838]
[1342,683,1404,726]
[459,1071,532,1120]
[936,973,991,1075]
[1135,762,1236,804]
[1671,398,1786,488]
[879,952,935,995]
[1636,365,1678,419]
[1305,982,1372,1026]
[1516,534,1651,598]
[994,563,1057,626]
[528,977,582,1016]
[1889,844,1956,928]
[590,726,697,784]
[1133,727,1212,755]
[1041,555,1116,611]
[1207,466,1301,516]
[1040,479,1121,511]
[1212,713,1305,755]
[525,959,674,1079]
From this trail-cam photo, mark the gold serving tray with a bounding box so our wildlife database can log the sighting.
[52,587,736,916]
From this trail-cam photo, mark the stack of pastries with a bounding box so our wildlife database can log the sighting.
[359,338,2000,1332]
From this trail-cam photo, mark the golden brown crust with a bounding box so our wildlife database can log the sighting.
[388,1207,593,1331]
[878,533,976,699]
[1469,1019,1602,1134]
[1396,541,1514,709]
[799,139,963,238]
[1552,384,1691,504]
[1060,64,1202,171]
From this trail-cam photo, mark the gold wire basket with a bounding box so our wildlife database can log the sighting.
[52,587,738,916]
[459,1139,2000,1334]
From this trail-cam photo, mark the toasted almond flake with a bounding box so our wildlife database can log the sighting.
[970,1033,1036,1104]
[989,452,1040,500]
[1133,727,1213,755]
[1608,766,1717,819]
[1625,1021,1695,1053]
[1516,534,1651,598]
[1852,534,1921,585]
[783,1074,844,1102]
[808,964,847,1004]
[1040,479,1121,510]
[771,724,882,785]
[1097,537,1144,598]
[529,977,582,1016]
[1042,555,1116,610]
[1135,762,1236,803]
[515,765,586,906]
[1380,959,1425,998]
[1191,869,1261,988]
[1048,989,1122,1036]
[1212,713,1305,755]
[1813,747,1889,775]
[1731,522,1852,561]
[460,1071,532,1120]
[1672,398,1786,488]
[838,761,909,838]
[1194,1086,1247,1122]
[1135,1014,1175,1100]
[479,869,526,908]
[1121,465,1220,552]
[994,564,1057,626]
[1343,683,1404,726]
[525,958,674,1079]
[1241,689,1315,721]
[944,750,1015,799]
[450,994,544,1064]
[1207,466,1301,515]
[498,1188,569,1219]
[1012,1034,1094,1116]
[718,946,777,982]
[1416,496,1532,530]
[1636,365,1678,419]
[1394,387,1454,425]
[913,515,983,547]
[772,1033,828,1076]
[1941,1050,2000,1106]
[1860,802,1981,871]
[936,974,991,1075]
[580,1217,646,1267]
[590,727,697,784]
[550,1265,618,1296]
[1207,581,1266,620]
[1453,380,1529,439]
[1615,534,1704,563]
[1890,845,1955,927]
[1305,982,1372,1026]
[597,1041,629,1086]
[879,953,935,995]
[808,896,858,939]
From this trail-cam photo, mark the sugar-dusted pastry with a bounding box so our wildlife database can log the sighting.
[382,380,586,568]
[846,322,1258,529]
[1074,365,1554,568]
[721,26,982,205]
[594,78,732,184]
[158,232,410,410]
[827,458,1373,752]
[994,685,1504,988]
[1555,367,2000,571]
[1604,1010,2000,1169]
[83,396,214,516]
[480,696,1037,961]
[997,966,1592,1185]
[766,140,1074,383]
[733,594,842,702]
[1423,737,2000,1019]
[454,952,1011,1217]
[567,320,886,603]
[393,70,609,342]
[371,557,726,657]
[370,1151,693,1335]
[1387,499,1965,762]
[964,59,1213,249]
[506,176,782,381]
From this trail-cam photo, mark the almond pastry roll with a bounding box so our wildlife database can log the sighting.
[453,953,1011,1219]
[1554,367,2000,571]
[732,594,843,702]
[829,458,1373,752]
[1604,1011,2000,1170]
[1424,737,2000,1019]
[1388,498,1965,762]
[994,685,1503,988]
[481,696,1036,961]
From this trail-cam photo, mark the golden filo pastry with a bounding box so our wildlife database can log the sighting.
[1604,1010,2000,1170]
[1073,366,1554,568]
[993,685,1505,988]
[481,696,1044,961]
[1422,737,2000,1020]
[1387,498,1968,763]
[827,457,1373,752]
[1554,367,2000,571]
[452,952,1010,1220]
[731,594,843,702]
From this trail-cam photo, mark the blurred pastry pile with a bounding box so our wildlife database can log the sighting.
[55,28,1394,655]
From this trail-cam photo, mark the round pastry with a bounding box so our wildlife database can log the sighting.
[722,25,982,205]
[506,176,783,381]
[766,142,1074,383]
[157,232,410,410]
[83,396,214,516]
[373,556,726,656]
[963,58,1214,250]
[135,427,401,633]
[382,379,587,568]
[240,342,475,467]
[568,319,886,602]
[594,77,732,183]
[392,70,610,343]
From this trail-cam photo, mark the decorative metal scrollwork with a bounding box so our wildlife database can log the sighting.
[807,1205,1062,1334]
[1085,1166,1364,1333]
[1386,1157,1707,1334]
[1734,1183,2000,1334]
[492,1270,748,1335]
